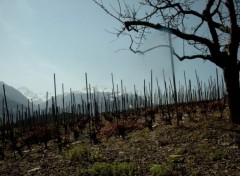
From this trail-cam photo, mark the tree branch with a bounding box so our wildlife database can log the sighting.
[227,0,239,56]
[93,0,238,70]
[203,0,220,52]
[93,0,124,24]
[147,1,204,19]
[210,0,222,16]
[173,52,211,61]
[116,41,213,65]
[124,21,215,52]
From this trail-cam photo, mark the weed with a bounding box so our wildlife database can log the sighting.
[167,155,184,164]
[90,150,106,162]
[87,162,114,176]
[113,162,138,176]
[209,149,228,161]
[149,164,171,176]
[78,162,138,176]
[66,146,89,161]
[174,147,187,155]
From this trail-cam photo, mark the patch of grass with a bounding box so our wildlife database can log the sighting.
[113,162,138,176]
[66,146,107,163]
[166,154,184,172]
[130,128,149,139]
[66,146,89,161]
[87,162,114,176]
[174,147,187,155]
[167,155,184,164]
[149,164,171,176]
[90,150,106,162]
[78,162,138,176]
[209,149,228,161]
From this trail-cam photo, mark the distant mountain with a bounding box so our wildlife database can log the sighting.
[0,81,29,114]
[81,85,112,93]
[0,82,137,117]
[18,87,44,105]
[40,89,114,110]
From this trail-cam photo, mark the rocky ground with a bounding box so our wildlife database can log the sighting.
[1,113,240,176]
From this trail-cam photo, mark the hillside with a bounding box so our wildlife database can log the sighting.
[1,112,240,175]
[0,82,29,115]
[18,87,44,105]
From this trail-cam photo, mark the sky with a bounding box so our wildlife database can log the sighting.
[0,0,224,96]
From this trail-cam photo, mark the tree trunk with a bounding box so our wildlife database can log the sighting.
[223,60,240,124]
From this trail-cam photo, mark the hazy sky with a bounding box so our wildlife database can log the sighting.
[0,0,223,95]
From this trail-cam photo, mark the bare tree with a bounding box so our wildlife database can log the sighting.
[94,0,240,124]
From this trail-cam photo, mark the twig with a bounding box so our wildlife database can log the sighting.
[15,150,31,164]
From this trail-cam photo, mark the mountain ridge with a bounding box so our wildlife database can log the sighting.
[18,87,44,105]
[0,82,29,115]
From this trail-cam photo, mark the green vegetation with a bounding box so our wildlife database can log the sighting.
[89,150,106,162]
[84,162,113,176]
[113,162,138,176]
[173,147,187,155]
[66,146,90,161]
[66,146,108,163]
[149,164,171,176]
[130,128,149,139]
[209,149,228,161]
[167,155,184,164]
[78,162,138,176]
